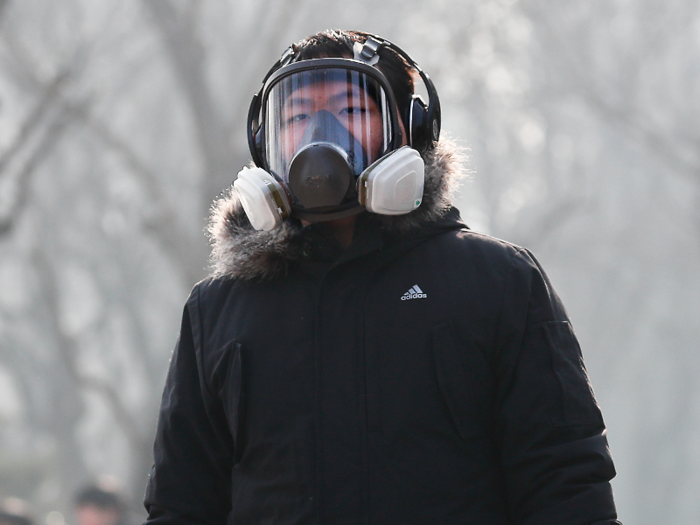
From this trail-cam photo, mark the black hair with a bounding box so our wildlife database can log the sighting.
[291,29,415,136]
[74,485,124,512]
[0,512,32,525]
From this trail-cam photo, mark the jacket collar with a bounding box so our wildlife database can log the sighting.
[207,137,468,281]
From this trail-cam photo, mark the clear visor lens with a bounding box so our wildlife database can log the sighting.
[264,68,393,181]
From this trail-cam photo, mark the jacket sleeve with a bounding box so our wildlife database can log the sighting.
[144,286,233,525]
[493,248,621,525]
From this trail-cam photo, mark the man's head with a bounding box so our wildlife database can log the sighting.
[74,484,125,525]
[236,30,440,230]
[0,498,33,525]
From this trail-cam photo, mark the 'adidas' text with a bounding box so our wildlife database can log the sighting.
[401,285,427,301]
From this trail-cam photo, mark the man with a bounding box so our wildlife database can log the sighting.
[75,483,126,525]
[0,498,33,525]
[144,29,621,524]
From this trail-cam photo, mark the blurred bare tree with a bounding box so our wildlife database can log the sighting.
[0,0,315,514]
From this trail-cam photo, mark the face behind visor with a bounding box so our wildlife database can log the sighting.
[261,61,400,220]
[286,110,366,210]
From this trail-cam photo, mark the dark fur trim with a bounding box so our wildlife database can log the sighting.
[207,136,467,280]
[207,191,303,280]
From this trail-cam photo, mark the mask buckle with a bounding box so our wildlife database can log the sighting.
[353,37,382,65]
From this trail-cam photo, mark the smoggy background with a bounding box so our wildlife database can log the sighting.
[0,1,698,524]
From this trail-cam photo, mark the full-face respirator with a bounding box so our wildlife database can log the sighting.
[235,35,441,231]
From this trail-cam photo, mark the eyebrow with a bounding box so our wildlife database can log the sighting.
[284,89,368,107]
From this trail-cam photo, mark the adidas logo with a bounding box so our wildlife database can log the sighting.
[401,285,427,301]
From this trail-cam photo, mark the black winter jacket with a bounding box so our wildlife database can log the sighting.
[144,139,620,525]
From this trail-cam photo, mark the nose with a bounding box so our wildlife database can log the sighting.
[303,110,345,143]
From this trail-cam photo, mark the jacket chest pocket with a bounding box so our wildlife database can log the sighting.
[432,323,494,441]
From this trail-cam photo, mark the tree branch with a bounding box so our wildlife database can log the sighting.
[66,102,207,285]
[0,100,71,235]
[145,0,236,207]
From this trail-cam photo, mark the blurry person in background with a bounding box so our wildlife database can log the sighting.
[0,498,33,525]
[74,482,126,525]
[143,29,622,524]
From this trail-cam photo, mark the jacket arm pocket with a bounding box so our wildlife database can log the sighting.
[543,321,604,427]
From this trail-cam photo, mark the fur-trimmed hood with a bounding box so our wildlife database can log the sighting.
[207,137,468,280]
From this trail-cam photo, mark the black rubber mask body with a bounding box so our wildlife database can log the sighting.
[287,110,368,211]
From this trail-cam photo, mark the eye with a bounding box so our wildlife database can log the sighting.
[284,113,309,127]
[340,105,366,116]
